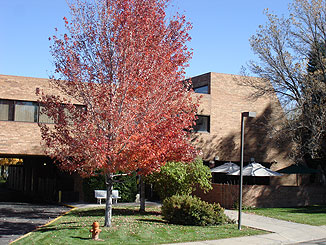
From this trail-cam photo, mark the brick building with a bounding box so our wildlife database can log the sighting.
[2,72,322,205]
[190,72,294,185]
[0,74,82,202]
[190,73,325,207]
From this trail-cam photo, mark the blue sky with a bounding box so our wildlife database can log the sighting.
[0,0,291,79]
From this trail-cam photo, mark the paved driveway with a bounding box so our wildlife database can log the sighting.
[0,202,71,244]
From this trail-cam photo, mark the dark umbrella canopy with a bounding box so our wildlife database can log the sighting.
[277,164,319,174]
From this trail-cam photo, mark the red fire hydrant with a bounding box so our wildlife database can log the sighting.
[90,221,102,240]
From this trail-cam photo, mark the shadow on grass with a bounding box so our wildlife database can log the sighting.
[68,208,160,217]
[113,208,161,216]
[59,221,78,225]
[35,226,80,233]
[136,218,167,224]
[286,205,326,214]
[68,209,105,217]
[71,236,91,240]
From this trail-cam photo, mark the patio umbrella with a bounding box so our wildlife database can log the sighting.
[277,164,319,186]
[228,162,282,176]
[210,162,240,174]
[277,164,319,174]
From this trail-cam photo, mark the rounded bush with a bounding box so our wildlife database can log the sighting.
[146,159,212,201]
[162,195,233,226]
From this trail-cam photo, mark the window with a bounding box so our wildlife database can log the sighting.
[14,101,38,122]
[39,106,55,123]
[194,85,209,94]
[0,100,13,121]
[0,98,84,124]
[194,115,210,133]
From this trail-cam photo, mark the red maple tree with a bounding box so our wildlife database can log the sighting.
[38,0,198,227]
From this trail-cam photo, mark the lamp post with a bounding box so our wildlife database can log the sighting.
[238,111,256,230]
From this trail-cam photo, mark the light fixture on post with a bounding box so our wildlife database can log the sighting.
[238,111,256,230]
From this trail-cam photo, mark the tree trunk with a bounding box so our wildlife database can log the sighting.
[0,166,3,178]
[104,173,113,227]
[139,175,146,212]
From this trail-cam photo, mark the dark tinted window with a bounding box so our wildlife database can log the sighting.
[194,85,209,94]
[194,115,210,133]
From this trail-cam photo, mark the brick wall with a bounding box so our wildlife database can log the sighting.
[0,74,76,102]
[0,74,77,156]
[0,121,45,155]
[194,183,326,208]
[191,72,294,185]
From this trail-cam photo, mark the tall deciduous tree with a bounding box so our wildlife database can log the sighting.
[242,0,326,171]
[38,0,198,227]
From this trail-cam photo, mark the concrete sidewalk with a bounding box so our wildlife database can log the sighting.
[171,210,326,245]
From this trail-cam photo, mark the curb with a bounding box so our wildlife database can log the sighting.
[9,203,77,244]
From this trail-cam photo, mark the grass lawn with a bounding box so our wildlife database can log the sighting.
[245,205,326,226]
[13,206,266,244]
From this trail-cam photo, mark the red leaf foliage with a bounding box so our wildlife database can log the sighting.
[40,0,198,177]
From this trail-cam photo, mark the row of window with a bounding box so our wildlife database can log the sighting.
[0,99,211,132]
[0,99,54,123]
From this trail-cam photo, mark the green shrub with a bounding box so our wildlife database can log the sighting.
[162,195,233,226]
[113,172,138,202]
[83,175,106,203]
[146,159,212,200]
[82,173,138,203]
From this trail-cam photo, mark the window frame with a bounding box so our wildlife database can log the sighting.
[14,100,39,123]
[0,99,14,121]
[0,98,85,124]
[193,115,210,133]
